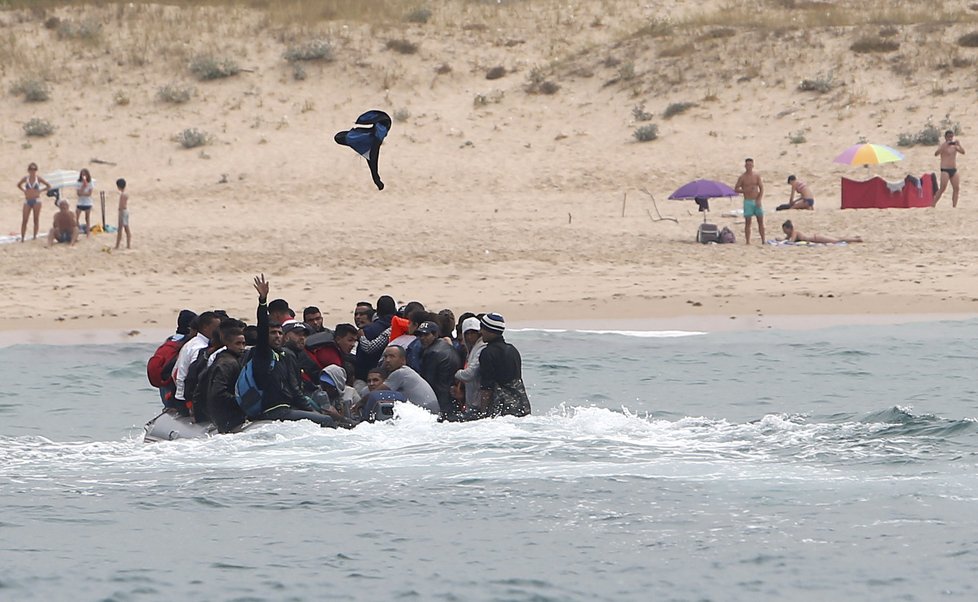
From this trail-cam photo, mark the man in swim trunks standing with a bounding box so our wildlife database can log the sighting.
[734,158,765,245]
[933,130,965,208]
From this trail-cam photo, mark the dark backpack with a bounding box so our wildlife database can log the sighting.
[147,337,186,388]
[719,226,736,244]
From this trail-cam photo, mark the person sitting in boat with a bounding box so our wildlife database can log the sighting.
[454,316,487,414]
[250,274,338,428]
[306,323,357,380]
[354,368,407,422]
[469,313,531,419]
[354,295,396,382]
[281,320,319,394]
[379,344,440,414]
[416,320,463,421]
[313,365,358,428]
[205,325,248,433]
[171,311,221,415]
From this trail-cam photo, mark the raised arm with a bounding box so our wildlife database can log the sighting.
[253,274,270,365]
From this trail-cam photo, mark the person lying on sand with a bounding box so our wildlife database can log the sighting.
[781,220,862,244]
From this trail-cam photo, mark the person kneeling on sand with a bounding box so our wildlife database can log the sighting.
[781,220,862,244]
[47,200,79,247]
[780,175,815,211]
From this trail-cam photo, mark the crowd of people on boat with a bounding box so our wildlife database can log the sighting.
[146,275,531,433]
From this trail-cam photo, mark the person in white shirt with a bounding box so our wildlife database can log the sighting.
[170,311,220,415]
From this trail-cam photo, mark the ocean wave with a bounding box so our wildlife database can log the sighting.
[1,404,974,490]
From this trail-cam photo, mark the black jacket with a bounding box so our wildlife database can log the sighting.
[206,350,246,433]
[420,338,462,417]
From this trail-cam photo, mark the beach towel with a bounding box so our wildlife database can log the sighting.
[766,240,848,247]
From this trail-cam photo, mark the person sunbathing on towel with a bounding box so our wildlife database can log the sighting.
[781,220,862,244]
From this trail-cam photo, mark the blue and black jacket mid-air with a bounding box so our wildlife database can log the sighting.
[335,110,391,191]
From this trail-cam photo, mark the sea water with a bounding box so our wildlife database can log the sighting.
[2,319,978,601]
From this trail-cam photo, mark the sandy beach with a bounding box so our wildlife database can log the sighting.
[3,0,978,335]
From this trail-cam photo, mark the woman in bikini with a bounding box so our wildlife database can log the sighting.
[782,220,862,244]
[76,168,94,238]
[16,162,51,242]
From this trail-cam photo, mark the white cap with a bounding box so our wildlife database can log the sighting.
[462,317,481,333]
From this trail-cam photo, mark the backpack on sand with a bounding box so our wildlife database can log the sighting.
[719,226,736,244]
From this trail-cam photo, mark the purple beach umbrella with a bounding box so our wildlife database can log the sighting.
[668,179,738,200]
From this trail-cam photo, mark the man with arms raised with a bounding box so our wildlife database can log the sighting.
[734,158,765,245]
[249,275,336,427]
[933,130,965,207]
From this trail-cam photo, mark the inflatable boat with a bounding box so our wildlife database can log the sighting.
[142,400,397,443]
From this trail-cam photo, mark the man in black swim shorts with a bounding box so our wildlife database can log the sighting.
[934,130,965,208]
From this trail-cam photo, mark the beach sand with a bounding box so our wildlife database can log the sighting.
[2,1,978,335]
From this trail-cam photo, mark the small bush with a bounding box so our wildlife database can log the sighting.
[386,39,418,55]
[405,7,432,24]
[701,27,735,40]
[897,124,941,147]
[659,43,694,58]
[283,39,333,63]
[292,64,306,80]
[393,108,411,122]
[174,128,211,149]
[57,19,102,41]
[633,103,653,122]
[435,63,452,75]
[525,68,559,95]
[958,32,978,47]
[798,74,834,93]
[486,66,506,80]
[850,37,899,54]
[113,90,130,106]
[11,77,49,102]
[634,124,658,142]
[23,118,55,137]
[788,130,806,144]
[878,25,899,38]
[617,62,636,81]
[473,90,504,107]
[663,101,695,119]
[189,54,241,80]
[635,18,673,38]
[157,83,194,104]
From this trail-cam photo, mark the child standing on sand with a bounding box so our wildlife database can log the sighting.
[115,178,131,250]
